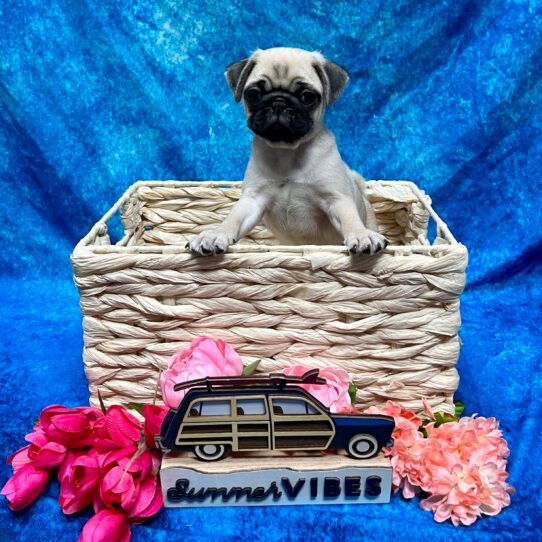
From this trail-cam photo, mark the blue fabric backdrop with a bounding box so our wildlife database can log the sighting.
[1,0,541,540]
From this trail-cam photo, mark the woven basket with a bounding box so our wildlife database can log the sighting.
[71,180,468,414]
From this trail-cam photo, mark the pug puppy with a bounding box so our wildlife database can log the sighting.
[188,47,388,255]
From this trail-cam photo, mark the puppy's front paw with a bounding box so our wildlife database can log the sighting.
[345,230,388,255]
[186,230,236,256]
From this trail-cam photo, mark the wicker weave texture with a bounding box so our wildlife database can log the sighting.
[72,180,468,414]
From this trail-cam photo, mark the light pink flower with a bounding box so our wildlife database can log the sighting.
[387,437,428,497]
[365,401,425,489]
[362,401,514,525]
[160,337,243,409]
[282,365,351,413]
[419,415,513,526]
[420,463,484,526]
[1,463,50,511]
[365,400,423,443]
[79,509,131,542]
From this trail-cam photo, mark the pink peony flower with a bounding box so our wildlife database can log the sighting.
[79,509,131,542]
[420,463,485,526]
[282,365,352,413]
[419,416,513,526]
[1,463,50,511]
[58,450,101,514]
[141,404,169,449]
[160,337,243,409]
[387,436,428,497]
[365,400,427,497]
[365,400,423,444]
[39,405,103,448]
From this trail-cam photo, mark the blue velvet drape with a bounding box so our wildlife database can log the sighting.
[1,1,541,540]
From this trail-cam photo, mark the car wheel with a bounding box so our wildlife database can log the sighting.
[194,444,230,461]
[346,434,379,459]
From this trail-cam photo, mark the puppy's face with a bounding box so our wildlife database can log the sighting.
[225,47,349,148]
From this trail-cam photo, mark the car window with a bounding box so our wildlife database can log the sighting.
[272,398,318,416]
[236,398,266,416]
[188,400,231,417]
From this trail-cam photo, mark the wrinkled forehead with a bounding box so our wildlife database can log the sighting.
[246,49,323,93]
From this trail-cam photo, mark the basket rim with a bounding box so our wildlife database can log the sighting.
[73,179,461,256]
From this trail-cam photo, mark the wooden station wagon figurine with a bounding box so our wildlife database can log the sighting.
[157,369,395,461]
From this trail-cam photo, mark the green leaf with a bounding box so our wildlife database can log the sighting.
[126,402,144,415]
[348,383,357,405]
[242,360,261,376]
[434,411,457,427]
[454,400,465,418]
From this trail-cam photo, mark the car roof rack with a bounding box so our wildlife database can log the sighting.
[173,368,326,393]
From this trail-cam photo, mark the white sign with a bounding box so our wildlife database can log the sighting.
[161,453,392,508]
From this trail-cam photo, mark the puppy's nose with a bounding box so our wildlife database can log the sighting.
[272,98,288,112]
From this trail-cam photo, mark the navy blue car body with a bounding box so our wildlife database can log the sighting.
[329,414,394,450]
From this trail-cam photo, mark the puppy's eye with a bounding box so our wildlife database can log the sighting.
[300,90,317,106]
[244,88,262,104]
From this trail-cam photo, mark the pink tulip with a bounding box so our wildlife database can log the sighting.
[92,418,121,452]
[39,405,103,448]
[148,448,162,479]
[7,445,32,473]
[1,463,49,511]
[99,445,153,479]
[100,466,138,511]
[78,509,131,542]
[283,365,352,413]
[103,406,142,448]
[141,404,168,449]
[160,336,243,409]
[91,447,138,514]
[59,451,101,514]
[58,449,77,484]
[126,475,163,524]
[116,449,152,481]
[94,445,162,518]
[98,446,138,475]
[25,430,67,468]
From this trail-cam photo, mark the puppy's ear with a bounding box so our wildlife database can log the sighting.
[224,57,257,102]
[313,59,349,105]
